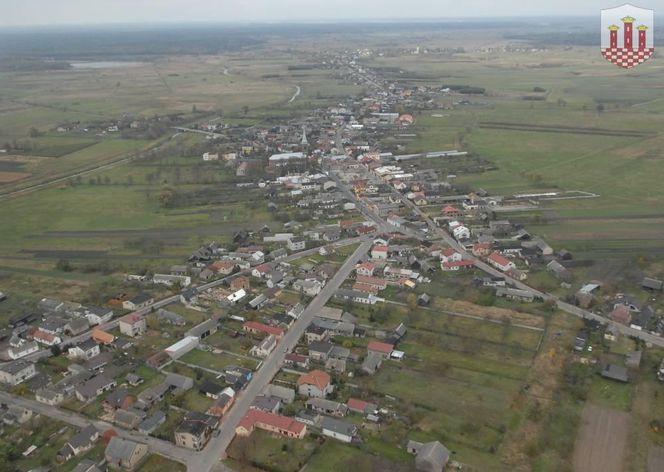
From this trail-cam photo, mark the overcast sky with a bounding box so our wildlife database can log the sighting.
[1,1,661,27]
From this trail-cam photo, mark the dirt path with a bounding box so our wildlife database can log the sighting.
[573,404,629,472]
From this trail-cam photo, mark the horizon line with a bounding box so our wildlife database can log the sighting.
[0,15,604,30]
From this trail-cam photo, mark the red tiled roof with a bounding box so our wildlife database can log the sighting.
[488,252,512,267]
[120,313,143,325]
[346,398,368,412]
[33,329,56,343]
[243,321,284,338]
[297,370,331,390]
[357,261,376,271]
[356,275,386,287]
[92,329,115,344]
[367,341,394,354]
[285,353,308,363]
[372,245,388,253]
[352,282,379,294]
[443,260,475,268]
[237,409,305,435]
[441,248,458,258]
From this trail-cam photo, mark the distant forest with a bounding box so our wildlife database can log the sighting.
[2,18,661,62]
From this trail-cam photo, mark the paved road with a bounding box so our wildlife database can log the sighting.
[187,239,373,472]
[333,168,664,348]
[0,391,193,466]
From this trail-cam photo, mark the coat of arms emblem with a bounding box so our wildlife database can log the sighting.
[601,3,654,68]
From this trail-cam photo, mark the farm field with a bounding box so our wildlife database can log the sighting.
[572,404,630,472]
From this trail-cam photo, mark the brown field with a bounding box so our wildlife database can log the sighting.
[573,404,629,472]
[648,447,664,472]
[0,171,30,183]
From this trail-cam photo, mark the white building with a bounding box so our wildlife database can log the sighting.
[165,336,200,360]
[153,274,191,288]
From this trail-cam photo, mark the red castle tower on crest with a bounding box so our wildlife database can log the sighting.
[601,12,654,69]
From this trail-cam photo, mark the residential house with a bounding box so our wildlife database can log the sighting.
[293,279,324,297]
[104,437,149,472]
[305,325,329,345]
[8,341,39,360]
[297,370,333,398]
[243,321,284,340]
[175,411,219,450]
[207,387,236,418]
[32,329,62,346]
[407,440,450,472]
[57,425,99,463]
[114,409,144,430]
[601,364,630,383]
[610,305,632,326]
[367,341,394,359]
[121,293,154,311]
[320,417,357,443]
[496,287,535,303]
[250,335,277,358]
[103,388,134,414]
[236,409,306,439]
[137,411,166,435]
[472,242,493,257]
[83,306,113,326]
[229,275,250,291]
[361,352,383,375]
[346,398,378,416]
[356,261,376,277]
[119,314,146,338]
[262,384,295,405]
[308,341,334,362]
[306,398,348,417]
[334,289,378,305]
[287,237,306,251]
[68,339,100,361]
[284,353,309,369]
[547,260,573,283]
[75,375,117,402]
[251,395,281,414]
[200,381,225,400]
[66,317,90,336]
[371,245,389,260]
[487,252,516,272]
[0,360,36,385]
[92,329,115,345]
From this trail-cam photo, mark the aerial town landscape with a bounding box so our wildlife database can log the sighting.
[1,2,664,472]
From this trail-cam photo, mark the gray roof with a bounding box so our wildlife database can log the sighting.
[416,441,450,472]
[0,360,34,375]
[309,341,334,354]
[67,425,99,450]
[361,352,383,373]
[105,436,143,462]
[72,459,101,472]
[321,416,356,437]
[185,319,217,338]
[137,411,166,434]
[601,364,629,383]
[251,395,281,412]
